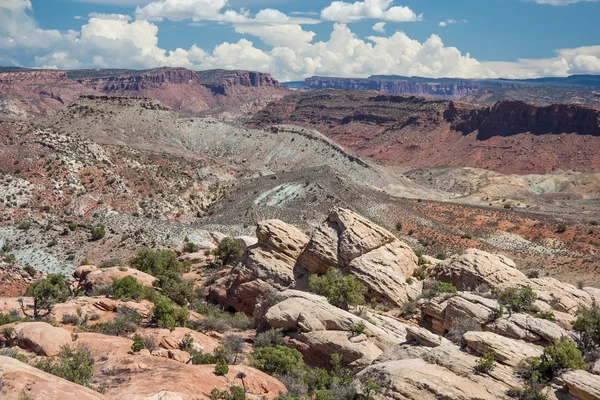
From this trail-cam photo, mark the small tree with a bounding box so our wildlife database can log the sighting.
[573,304,600,358]
[130,248,184,277]
[111,276,148,301]
[251,346,304,376]
[151,295,189,330]
[213,237,243,266]
[309,268,366,310]
[214,359,229,376]
[21,274,70,320]
[363,378,380,400]
[474,352,496,374]
[497,285,536,316]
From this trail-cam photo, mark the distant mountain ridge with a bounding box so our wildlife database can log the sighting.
[298,74,600,106]
[0,66,290,115]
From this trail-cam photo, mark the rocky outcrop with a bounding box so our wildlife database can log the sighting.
[208,221,308,315]
[0,67,290,116]
[251,90,600,174]
[75,332,286,399]
[297,208,419,306]
[430,248,527,291]
[74,265,157,293]
[0,356,107,400]
[264,290,405,369]
[560,370,600,400]
[354,358,500,400]
[462,331,543,366]
[12,322,72,357]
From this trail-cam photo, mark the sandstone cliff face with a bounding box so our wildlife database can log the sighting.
[0,67,290,115]
[251,90,600,173]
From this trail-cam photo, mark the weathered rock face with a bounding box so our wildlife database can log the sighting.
[354,358,500,400]
[462,331,543,366]
[264,290,405,369]
[12,322,72,357]
[75,333,287,399]
[209,221,308,315]
[430,248,527,291]
[560,370,600,400]
[250,90,600,174]
[297,208,419,306]
[0,356,107,400]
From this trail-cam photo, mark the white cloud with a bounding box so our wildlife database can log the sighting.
[2,0,600,83]
[1,0,31,12]
[533,0,599,5]
[439,19,467,27]
[372,21,386,32]
[321,0,422,23]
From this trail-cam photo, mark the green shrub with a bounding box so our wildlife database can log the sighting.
[461,233,473,239]
[90,307,141,336]
[413,268,427,280]
[536,311,556,321]
[130,248,183,277]
[193,303,252,333]
[395,222,402,231]
[153,273,195,307]
[131,334,145,352]
[222,334,245,364]
[351,322,367,335]
[17,221,30,230]
[474,352,496,374]
[497,285,536,315]
[0,312,21,326]
[423,281,457,299]
[556,223,567,233]
[62,314,80,325]
[309,268,366,310]
[91,225,106,241]
[23,274,70,320]
[67,222,77,231]
[573,304,600,356]
[35,346,94,387]
[0,348,28,363]
[254,329,284,349]
[213,237,243,266]
[151,295,188,330]
[214,359,229,376]
[538,339,586,379]
[251,346,304,376]
[111,276,150,301]
[184,241,199,253]
[362,378,380,400]
[99,258,122,268]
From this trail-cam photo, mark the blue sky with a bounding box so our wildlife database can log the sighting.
[1,0,599,80]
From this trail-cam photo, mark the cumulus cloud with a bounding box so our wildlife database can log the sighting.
[1,0,32,12]
[438,19,467,27]
[134,0,319,25]
[2,0,600,82]
[372,21,386,32]
[321,0,422,23]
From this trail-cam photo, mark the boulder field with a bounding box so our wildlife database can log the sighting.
[1,207,600,399]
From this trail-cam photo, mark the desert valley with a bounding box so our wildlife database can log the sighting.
[0,63,599,400]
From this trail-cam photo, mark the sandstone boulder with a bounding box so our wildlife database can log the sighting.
[344,240,420,306]
[13,322,72,356]
[296,222,339,274]
[430,249,527,291]
[151,348,191,364]
[75,265,156,293]
[463,331,543,366]
[209,220,307,315]
[0,356,106,400]
[256,219,309,258]
[405,326,452,347]
[355,358,499,400]
[560,370,600,400]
